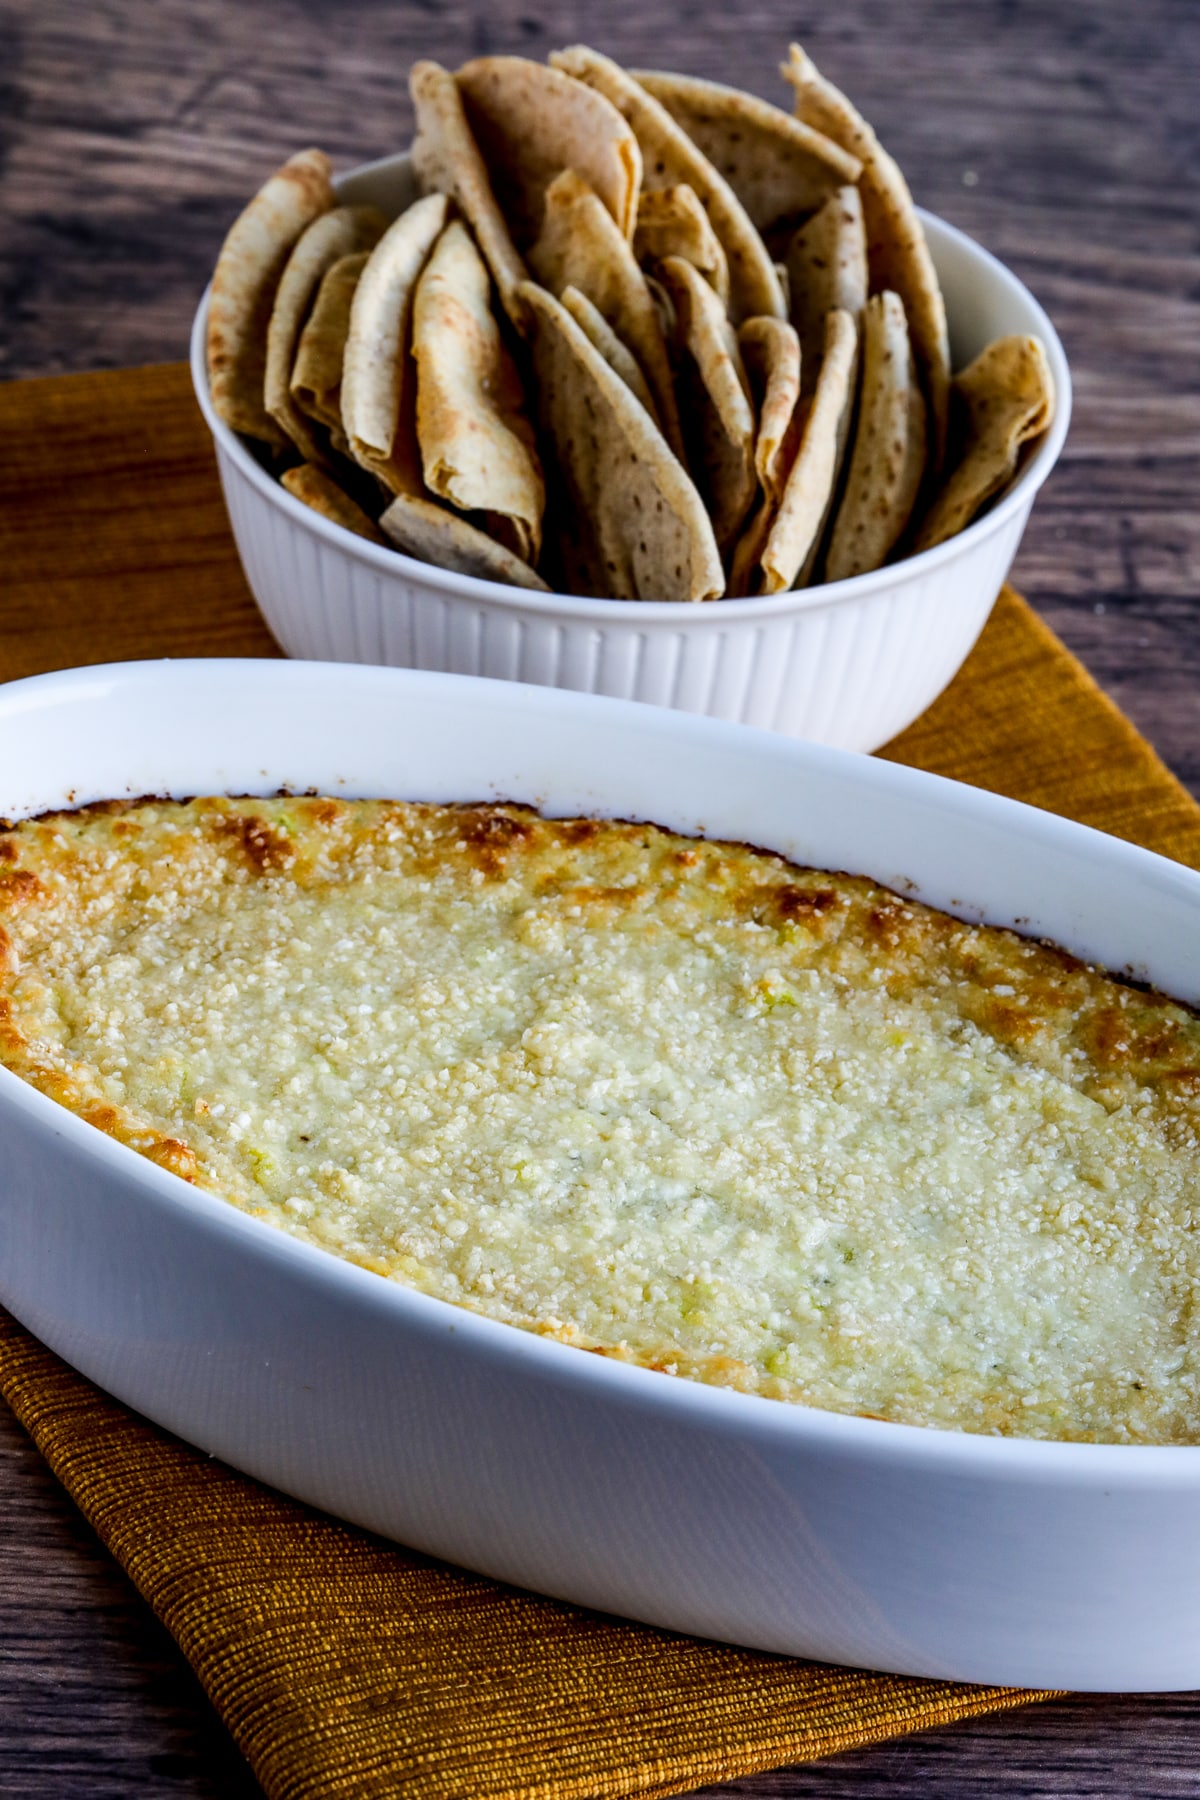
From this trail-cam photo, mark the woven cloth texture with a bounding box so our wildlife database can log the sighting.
[3,364,1199,1799]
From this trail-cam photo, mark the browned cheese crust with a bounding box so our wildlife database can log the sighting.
[2,798,1198,1442]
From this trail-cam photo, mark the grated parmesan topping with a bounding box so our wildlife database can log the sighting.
[2,796,1199,1443]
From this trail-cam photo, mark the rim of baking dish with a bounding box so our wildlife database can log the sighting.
[7,655,1199,1482]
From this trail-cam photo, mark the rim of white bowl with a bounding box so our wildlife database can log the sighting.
[190,178,1071,622]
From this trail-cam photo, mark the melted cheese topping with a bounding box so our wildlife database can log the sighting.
[2,796,1199,1443]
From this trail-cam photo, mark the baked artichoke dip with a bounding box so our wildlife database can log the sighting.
[2,796,1198,1444]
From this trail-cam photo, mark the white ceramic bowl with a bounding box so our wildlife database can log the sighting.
[2,658,1200,1692]
[190,155,1070,752]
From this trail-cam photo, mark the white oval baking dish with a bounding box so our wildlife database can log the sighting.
[190,153,1071,753]
[1,659,1197,1692]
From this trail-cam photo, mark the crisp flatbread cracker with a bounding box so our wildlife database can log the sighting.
[644,272,677,343]
[340,194,449,500]
[528,169,683,461]
[726,316,802,596]
[409,60,527,320]
[411,219,545,565]
[633,185,730,307]
[632,68,860,234]
[738,316,802,503]
[264,206,386,468]
[550,46,785,324]
[761,308,858,591]
[207,148,334,446]
[915,335,1054,551]
[786,185,867,393]
[561,286,660,425]
[379,493,550,590]
[783,44,949,468]
[658,255,757,557]
[456,55,642,243]
[290,251,369,434]
[517,280,723,602]
[825,291,927,582]
[726,496,775,599]
[281,463,388,545]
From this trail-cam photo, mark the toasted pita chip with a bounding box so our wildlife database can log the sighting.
[529,169,683,462]
[658,256,757,557]
[456,55,642,244]
[783,44,949,467]
[517,280,723,602]
[290,250,369,434]
[411,220,545,566]
[340,194,449,500]
[380,492,550,590]
[633,185,730,307]
[786,185,867,392]
[561,286,660,424]
[755,309,858,592]
[264,206,386,467]
[738,316,802,504]
[730,308,854,596]
[550,46,785,324]
[726,496,775,599]
[645,272,677,343]
[632,69,860,235]
[915,336,1054,551]
[409,60,527,319]
[826,292,926,582]
[281,463,388,545]
[207,148,334,446]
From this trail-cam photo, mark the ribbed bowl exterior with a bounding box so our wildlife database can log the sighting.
[219,439,1028,754]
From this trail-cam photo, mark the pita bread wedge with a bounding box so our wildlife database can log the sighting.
[561,286,660,425]
[281,464,388,545]
[644,272,677,343]
[341,194,449,500]
[786,185,867,392]
[658,255,757,557]
[517,280,723,602]
[529,169,683,461]
[915,335,1054,551]
[783,45,949,468]
[411,220,545,566]
[290,250,369,435]
[726,316,802,596]
[756,308,858,592]
[380,493,550,590]
[264,206,386,468]
[409,60,527,320]
[456,55,642,244]
[207,148,333,446]
[738,316,802,504]
[633,185,729,307]
[632,69,860,235]
[726,496,776,599]
[550,46,785,324]
[826,292,927,582]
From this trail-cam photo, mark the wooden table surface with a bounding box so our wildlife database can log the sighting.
[2,1,1198,1794]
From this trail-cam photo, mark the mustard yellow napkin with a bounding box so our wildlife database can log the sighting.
[3,365,1198,1800]
[0,1314,1044,1798]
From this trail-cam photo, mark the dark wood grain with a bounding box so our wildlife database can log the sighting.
[0,1401,259,1799]
[1,1,1199,1795]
